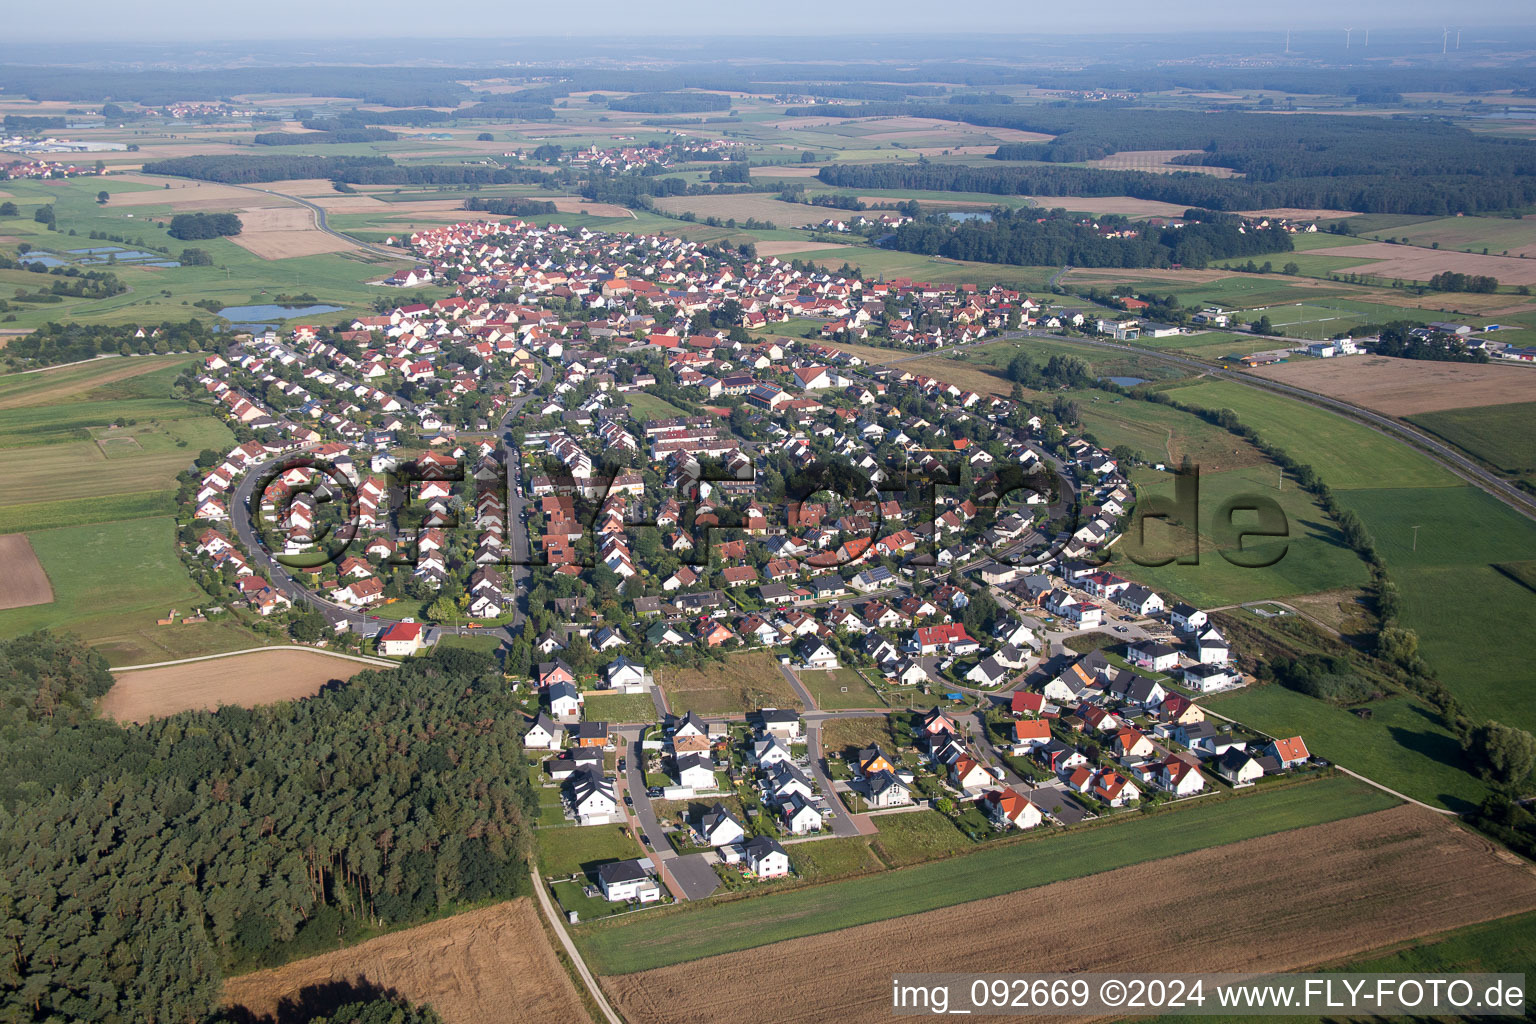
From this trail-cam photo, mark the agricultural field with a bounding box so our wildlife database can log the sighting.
[651,194,823,227]
[0,177,416,329]
[795,666,883,709]
[1165,379,1462,489]
[1334,485,1536,736]
[655,650,803,715]
[602,805,1536,1024]
[1408,400,1536,486]
[575,775,1395,975]
[0,516,262,665]
[1113,463,1371,608]
[100,649,372,723]
[0,534,52,610]
[1312,241,1536,287]
[1249,356,1536,416]
[803,246,1059,291]
[222,898,592,1024]
[1348,214,1536,258]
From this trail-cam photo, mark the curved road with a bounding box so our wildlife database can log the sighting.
[227,361,550,645]
[140,174,414,263]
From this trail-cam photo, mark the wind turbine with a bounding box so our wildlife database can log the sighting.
[1345,27,1353,49]
[1442,27,1450,54]
[1456,28,1462,49]
[1363,28,1369,46]
[1284,28,1291,54]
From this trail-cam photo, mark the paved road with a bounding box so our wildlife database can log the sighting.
[616,728,720,900]
[151,177,414,263]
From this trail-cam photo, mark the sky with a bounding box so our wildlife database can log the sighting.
[10,0,1535,42]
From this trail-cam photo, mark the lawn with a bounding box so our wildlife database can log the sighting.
[1205,683,1486,812]
[574,775,1397,974]
[655,650,803,716]
[1164,379,1461,490]
[535,823,641,880]
[1408,401,1536,487]
[867,809,974,868]
[0,516,264,665]
[582,691,658,724]
[796,667,884,710]
[1112,464,1371,608]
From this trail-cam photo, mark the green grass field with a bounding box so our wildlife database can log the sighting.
[622,391,689,422]
[1165,379,1461,490]
[782,836,885,881]
[1114,464,1371,608]
[866,809,974,867]
[804,246,1060,291]
[1408,401,1536,486]
[1207,684,1486,812]
[656,650,804,715]
[1336,485,1536,736]
[582,691,659,723]
[575,776,1396,974]
[0,516,262,665]
[535,823,641,880]
[796,667,883,709]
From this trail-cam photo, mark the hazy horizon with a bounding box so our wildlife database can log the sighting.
[10,0,1535,44]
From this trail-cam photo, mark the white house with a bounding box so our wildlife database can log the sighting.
[598,859,661,902]
[605,655,648,690]
[674,752,717,791]
[548,681,584,721]
[376,621,424,657]
[743,835,791,878]
[1195,627,1230,666]
[781,793,823,835]
[982,788,1042,830]
[752,734,794,767]
[758,707,802,740]
[794,637,839,670]
[569,768,617,824]
[1169,603,1208,633]
[523,712,562,752]
[699,802,746,847]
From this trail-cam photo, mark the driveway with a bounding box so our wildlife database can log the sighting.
[666,853,721,900]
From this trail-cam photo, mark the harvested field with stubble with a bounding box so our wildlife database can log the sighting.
[0,534,52,610]
[223,898,592,1024]
[101,648,374,722]
[227,205,362,259]
[1248,355,1536,415]
[603,806,1536,1024]
[1323,241,1536,286]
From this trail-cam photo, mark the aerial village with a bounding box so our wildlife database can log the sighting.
[181,216,1315,911]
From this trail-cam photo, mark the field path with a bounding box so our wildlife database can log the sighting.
[112,644,395,671]
[531,869,624,1024]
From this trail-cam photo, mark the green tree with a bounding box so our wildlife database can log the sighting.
[1463,721,1536,789]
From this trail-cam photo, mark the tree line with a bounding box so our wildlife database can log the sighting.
[141,155,556,187]
[606,92,733,114]
[464,197,558,216]
[0,633,537,1024]
[884,207,1294,270]
[255,128,399,146]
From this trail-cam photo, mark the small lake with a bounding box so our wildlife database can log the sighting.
[1101,376,1150,387]
[21,245,180,269]
[217,303,344,323]
[946,211,994,223]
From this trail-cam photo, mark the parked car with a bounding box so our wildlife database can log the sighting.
[618,757,627,771]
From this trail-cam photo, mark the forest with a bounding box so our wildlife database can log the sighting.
[884,208,1294,269]
[803,104,1536,214]
[4,320,219,365]
[141,155,555,187]
[815,159,1536,217]
[254,128,399,146]
[464,197,559,216]
[0,634,537,1024]
[168,212,244,240]
[606,92,734,113]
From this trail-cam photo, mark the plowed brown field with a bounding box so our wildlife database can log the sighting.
[0,534,52,609]
[223,898,591,1024]
[102,649,370,722]
[603,806,1536,1024]
[1249,355,1536,415]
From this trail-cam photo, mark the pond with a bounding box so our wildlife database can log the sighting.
[217,303,344,322]
[945,210,994,223]
[1100,376,1150,387]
